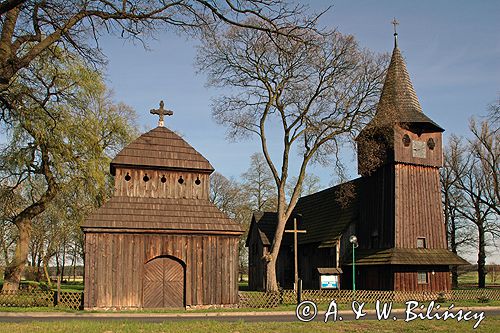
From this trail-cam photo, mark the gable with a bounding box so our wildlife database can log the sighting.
[111,126,214,175]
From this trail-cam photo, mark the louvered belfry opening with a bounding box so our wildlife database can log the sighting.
[82,103,243,309]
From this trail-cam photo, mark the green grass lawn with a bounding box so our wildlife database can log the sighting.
[0,317,498,333]
[458,271,499,287]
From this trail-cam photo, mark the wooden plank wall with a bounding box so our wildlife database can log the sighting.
[299,245,337,289]
[393,127,443,167]
[114,168,209,200]
[394,164,447,249]
[356,266,393,290]
[84,233,239,309]
[247,227,265,291]
[393,266,451,291]
[357,164,395,249]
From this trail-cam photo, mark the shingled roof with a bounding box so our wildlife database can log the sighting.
[351,248,469,266]
[246,180,360,247]
[82,196,243,233]
[295,179,360,245]
[110,126,214,175]
[247,212,279,246]
[364,40,443,133]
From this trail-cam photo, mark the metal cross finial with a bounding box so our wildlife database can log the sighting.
[391,17,399,47]
[150,100,173,127]
[392,17,399,35]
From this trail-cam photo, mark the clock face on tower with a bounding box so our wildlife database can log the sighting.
[412,140,426,158]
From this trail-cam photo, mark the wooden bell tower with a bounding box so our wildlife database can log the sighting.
[353,27,466,291]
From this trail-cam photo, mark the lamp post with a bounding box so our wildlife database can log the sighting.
[349,235,358,292]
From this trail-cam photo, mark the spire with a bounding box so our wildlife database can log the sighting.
[366,25,443,132]
[377,35,423,118]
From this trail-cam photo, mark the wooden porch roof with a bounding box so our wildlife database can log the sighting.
[350,248,469,266]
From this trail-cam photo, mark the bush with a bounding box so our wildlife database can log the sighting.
[477,295,490,303]
[436,292,447,303]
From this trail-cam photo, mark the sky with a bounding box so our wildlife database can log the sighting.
[99,1,499,263]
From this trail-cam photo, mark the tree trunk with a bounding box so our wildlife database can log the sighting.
[55,251,60,277]
[72,243,78,282]
[265,210,288,292]
[477,223,486,288]
[1,219,32,291]
[450,215,459,289]
[36,256,43,282]
[60,242,66,282]
[265,258,278,292]
[43,260,52,288]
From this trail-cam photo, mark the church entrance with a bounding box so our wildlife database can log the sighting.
[143,256,185,308]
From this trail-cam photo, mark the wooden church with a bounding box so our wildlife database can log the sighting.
[247,33,468,292]
[82,103,243,309]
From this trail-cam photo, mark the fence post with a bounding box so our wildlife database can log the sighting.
[52,290,58,307]
[80,292,85,310]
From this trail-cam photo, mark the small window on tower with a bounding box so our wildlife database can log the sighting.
[427,138,436,150]
[124,173,131,181]
[417,237,426,248]
[402,134,411,147]
[195,177,201,185]
[417,271,428,284]
[160,175,167,183]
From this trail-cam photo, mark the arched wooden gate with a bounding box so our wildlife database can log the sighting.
[143,256,185,308]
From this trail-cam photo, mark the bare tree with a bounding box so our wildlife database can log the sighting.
[197,20,387,291]
[241,153,277,212]
[210,171,241,217]
[209,172,250,281]
[448,119,499,288]
[0,0,319,97]
[286,172,321,199]
[441,135,475,288]
[469,117,499,216]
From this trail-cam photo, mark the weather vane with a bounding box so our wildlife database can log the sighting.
[150,100,173,127]
[391,17,399,46]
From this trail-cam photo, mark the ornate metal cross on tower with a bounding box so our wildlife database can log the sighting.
[392,17,399,47]
[285,215,306,295]
[150,100,173,127]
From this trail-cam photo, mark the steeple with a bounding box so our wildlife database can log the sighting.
[368,27,443,132]
[357,26,445,176]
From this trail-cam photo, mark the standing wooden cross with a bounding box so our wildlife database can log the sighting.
[285,216,306,293]
[150,100,174,127]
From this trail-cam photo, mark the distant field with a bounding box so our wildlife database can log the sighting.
[458,271,500,288]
